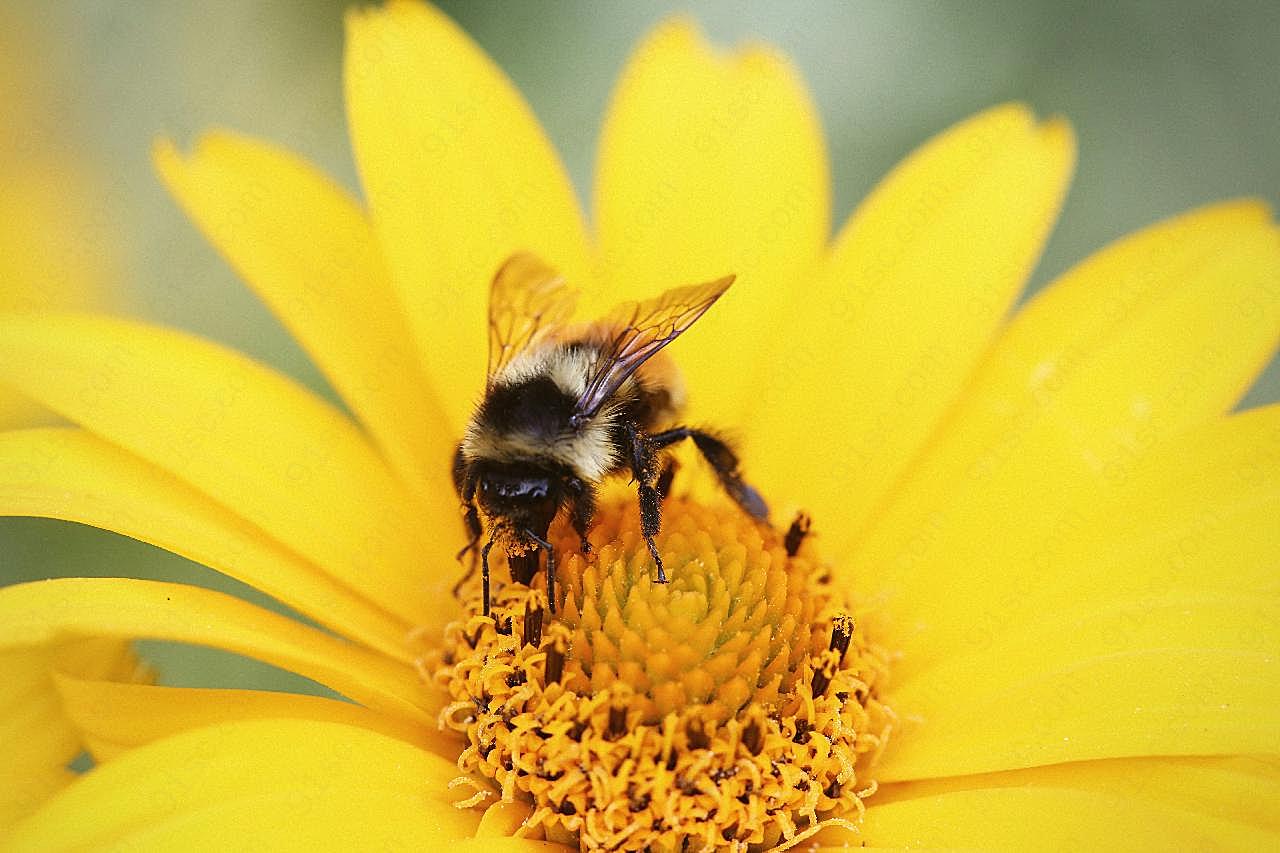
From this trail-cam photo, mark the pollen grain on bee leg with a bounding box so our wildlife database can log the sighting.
[422,498,893,852]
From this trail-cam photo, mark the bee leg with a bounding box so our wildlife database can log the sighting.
[625,422,667,583]
[566,477,596,556]
[451,501,484,599]
[640,494,666,583]
[784,512,812,557]
[524,528,556,613]
[649,427,769,521]
[480,536,497,618]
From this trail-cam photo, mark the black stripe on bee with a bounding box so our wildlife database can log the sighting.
[479,376,578,436]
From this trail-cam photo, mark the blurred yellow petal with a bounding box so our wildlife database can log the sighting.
[859,789,1270,848]
[0,173,109,431]
[0,579,437,725]
[883,406,1280,673]
[5,720,479,851]
[0,650,74,828]
[0,21,116,430]
[856,201,1280,603]
[52,674,453,762]
[154,131,453,501]
[344,0,590,430]
[452,842,569,853]
[465,800,574,851]
[867,755,1280,837]
[0,428,413,663]
[878,592,1279,781]
[0,313,449,632]
[0,640,140,834]
[475,799,535,837]
[840,756,1279,847]
[753,105,1073,530]
[594,18,829,423]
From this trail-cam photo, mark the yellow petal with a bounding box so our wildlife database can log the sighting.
[0,660,73,834]
[858,790,1272,848]
[153,131,453,502]
[0,23,115,431]
[0,579,438,725]
[840,757,1280,847]
[881,405,1280,675]
[593,18,829,424]
[52,673,457,763]
[475,799,535,838]
[5,719,479,850]
[866,755,1280,838]
[0,427,414,663]
[752,103,1073,532]
[344,0,590,431]
[451,842,569,853]
[0,167,104,430]
[0,312,450,631]
[877,591,1279,781]
[854,201,1280,604]
[0,640,141,834]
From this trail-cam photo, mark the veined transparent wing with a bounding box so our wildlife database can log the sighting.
[486,252,578,384]
[574,274,734,419]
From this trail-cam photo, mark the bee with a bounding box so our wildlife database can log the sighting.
[453,252,769,615]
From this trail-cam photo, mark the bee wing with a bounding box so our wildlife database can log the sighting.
[487,252,579,384]
[575,274,734,419]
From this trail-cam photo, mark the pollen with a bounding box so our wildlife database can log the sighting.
[428,498,894,851]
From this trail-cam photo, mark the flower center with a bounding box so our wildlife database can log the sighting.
[429,497,893,851]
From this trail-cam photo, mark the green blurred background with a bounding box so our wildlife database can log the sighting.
[2,0,1278,691]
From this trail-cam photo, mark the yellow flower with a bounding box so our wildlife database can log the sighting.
[2,0,1278,848]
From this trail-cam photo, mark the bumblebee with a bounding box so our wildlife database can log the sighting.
[454,253,768,614]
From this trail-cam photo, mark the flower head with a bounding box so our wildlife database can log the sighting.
[1,1,1278,849]
[436,500,891,849]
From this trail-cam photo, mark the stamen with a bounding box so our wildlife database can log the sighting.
[606,700,628,741]
[544,638,565,685]
[523,598,544,648]
[686,716,709,751]
[508,549,539,585]
[430,498,892,851]
[812,614,856,698]
[784,511,811,557]
[742,716,764,756]
[830,614,854,658]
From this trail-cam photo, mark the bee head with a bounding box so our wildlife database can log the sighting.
[474,460,562,537]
